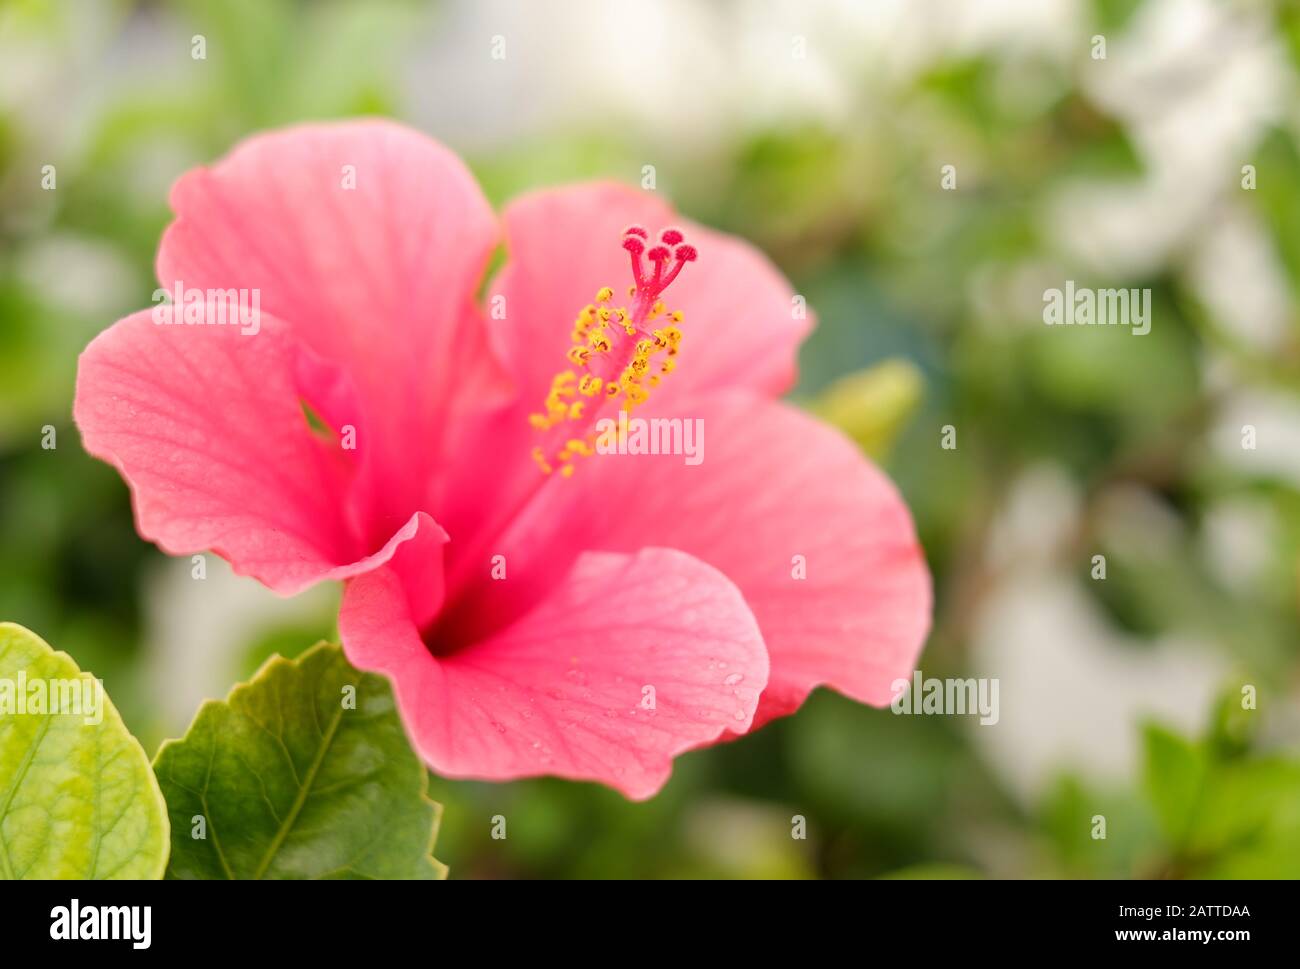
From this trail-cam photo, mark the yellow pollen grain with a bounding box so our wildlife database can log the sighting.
[532,252,691,476]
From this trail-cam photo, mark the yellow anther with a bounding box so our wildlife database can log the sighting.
[532,228,695,477]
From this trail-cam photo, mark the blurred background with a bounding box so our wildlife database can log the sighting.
[2,0,1299,878]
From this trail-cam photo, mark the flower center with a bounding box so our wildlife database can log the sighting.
[528,225,697,477]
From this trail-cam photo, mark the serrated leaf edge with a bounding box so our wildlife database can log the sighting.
[0,621,170,880]
[152,641,447,879]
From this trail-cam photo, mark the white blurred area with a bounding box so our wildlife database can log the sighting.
[403,0,1084,151]
[143,556,337,737]
[970,468,1226,799]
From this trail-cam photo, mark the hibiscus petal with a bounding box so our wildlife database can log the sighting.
[487,182,811,409]
[74,308,446,598]
[339,547,769,800]
[156,120,505,544]
[444,391,931,728]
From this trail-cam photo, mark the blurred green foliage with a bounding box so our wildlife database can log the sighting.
[1,0,1298,878]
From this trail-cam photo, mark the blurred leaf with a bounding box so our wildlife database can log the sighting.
[788,691,1011,876]
[1188,757,1300,877]
[1026,305,1197,429]
[1139,719,1300,878]
[1249,128,1300,301]
[679,799,815,879]
[1091,0,1145,33]
[1049,94,1143,178]
[1039,773,1159,877]
[808,358,924,458]
[1141,722,1208,847]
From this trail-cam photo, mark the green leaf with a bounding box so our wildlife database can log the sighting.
[0,621,168,879]
[1038,773,1158,878]
[154,642,445,879]
[1188,758,1300,878]
[1142,722,1208,847]
[807,358,924,459]
[1091,0,1144,33]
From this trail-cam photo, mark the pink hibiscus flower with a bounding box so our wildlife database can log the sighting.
[74,120,930,799]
